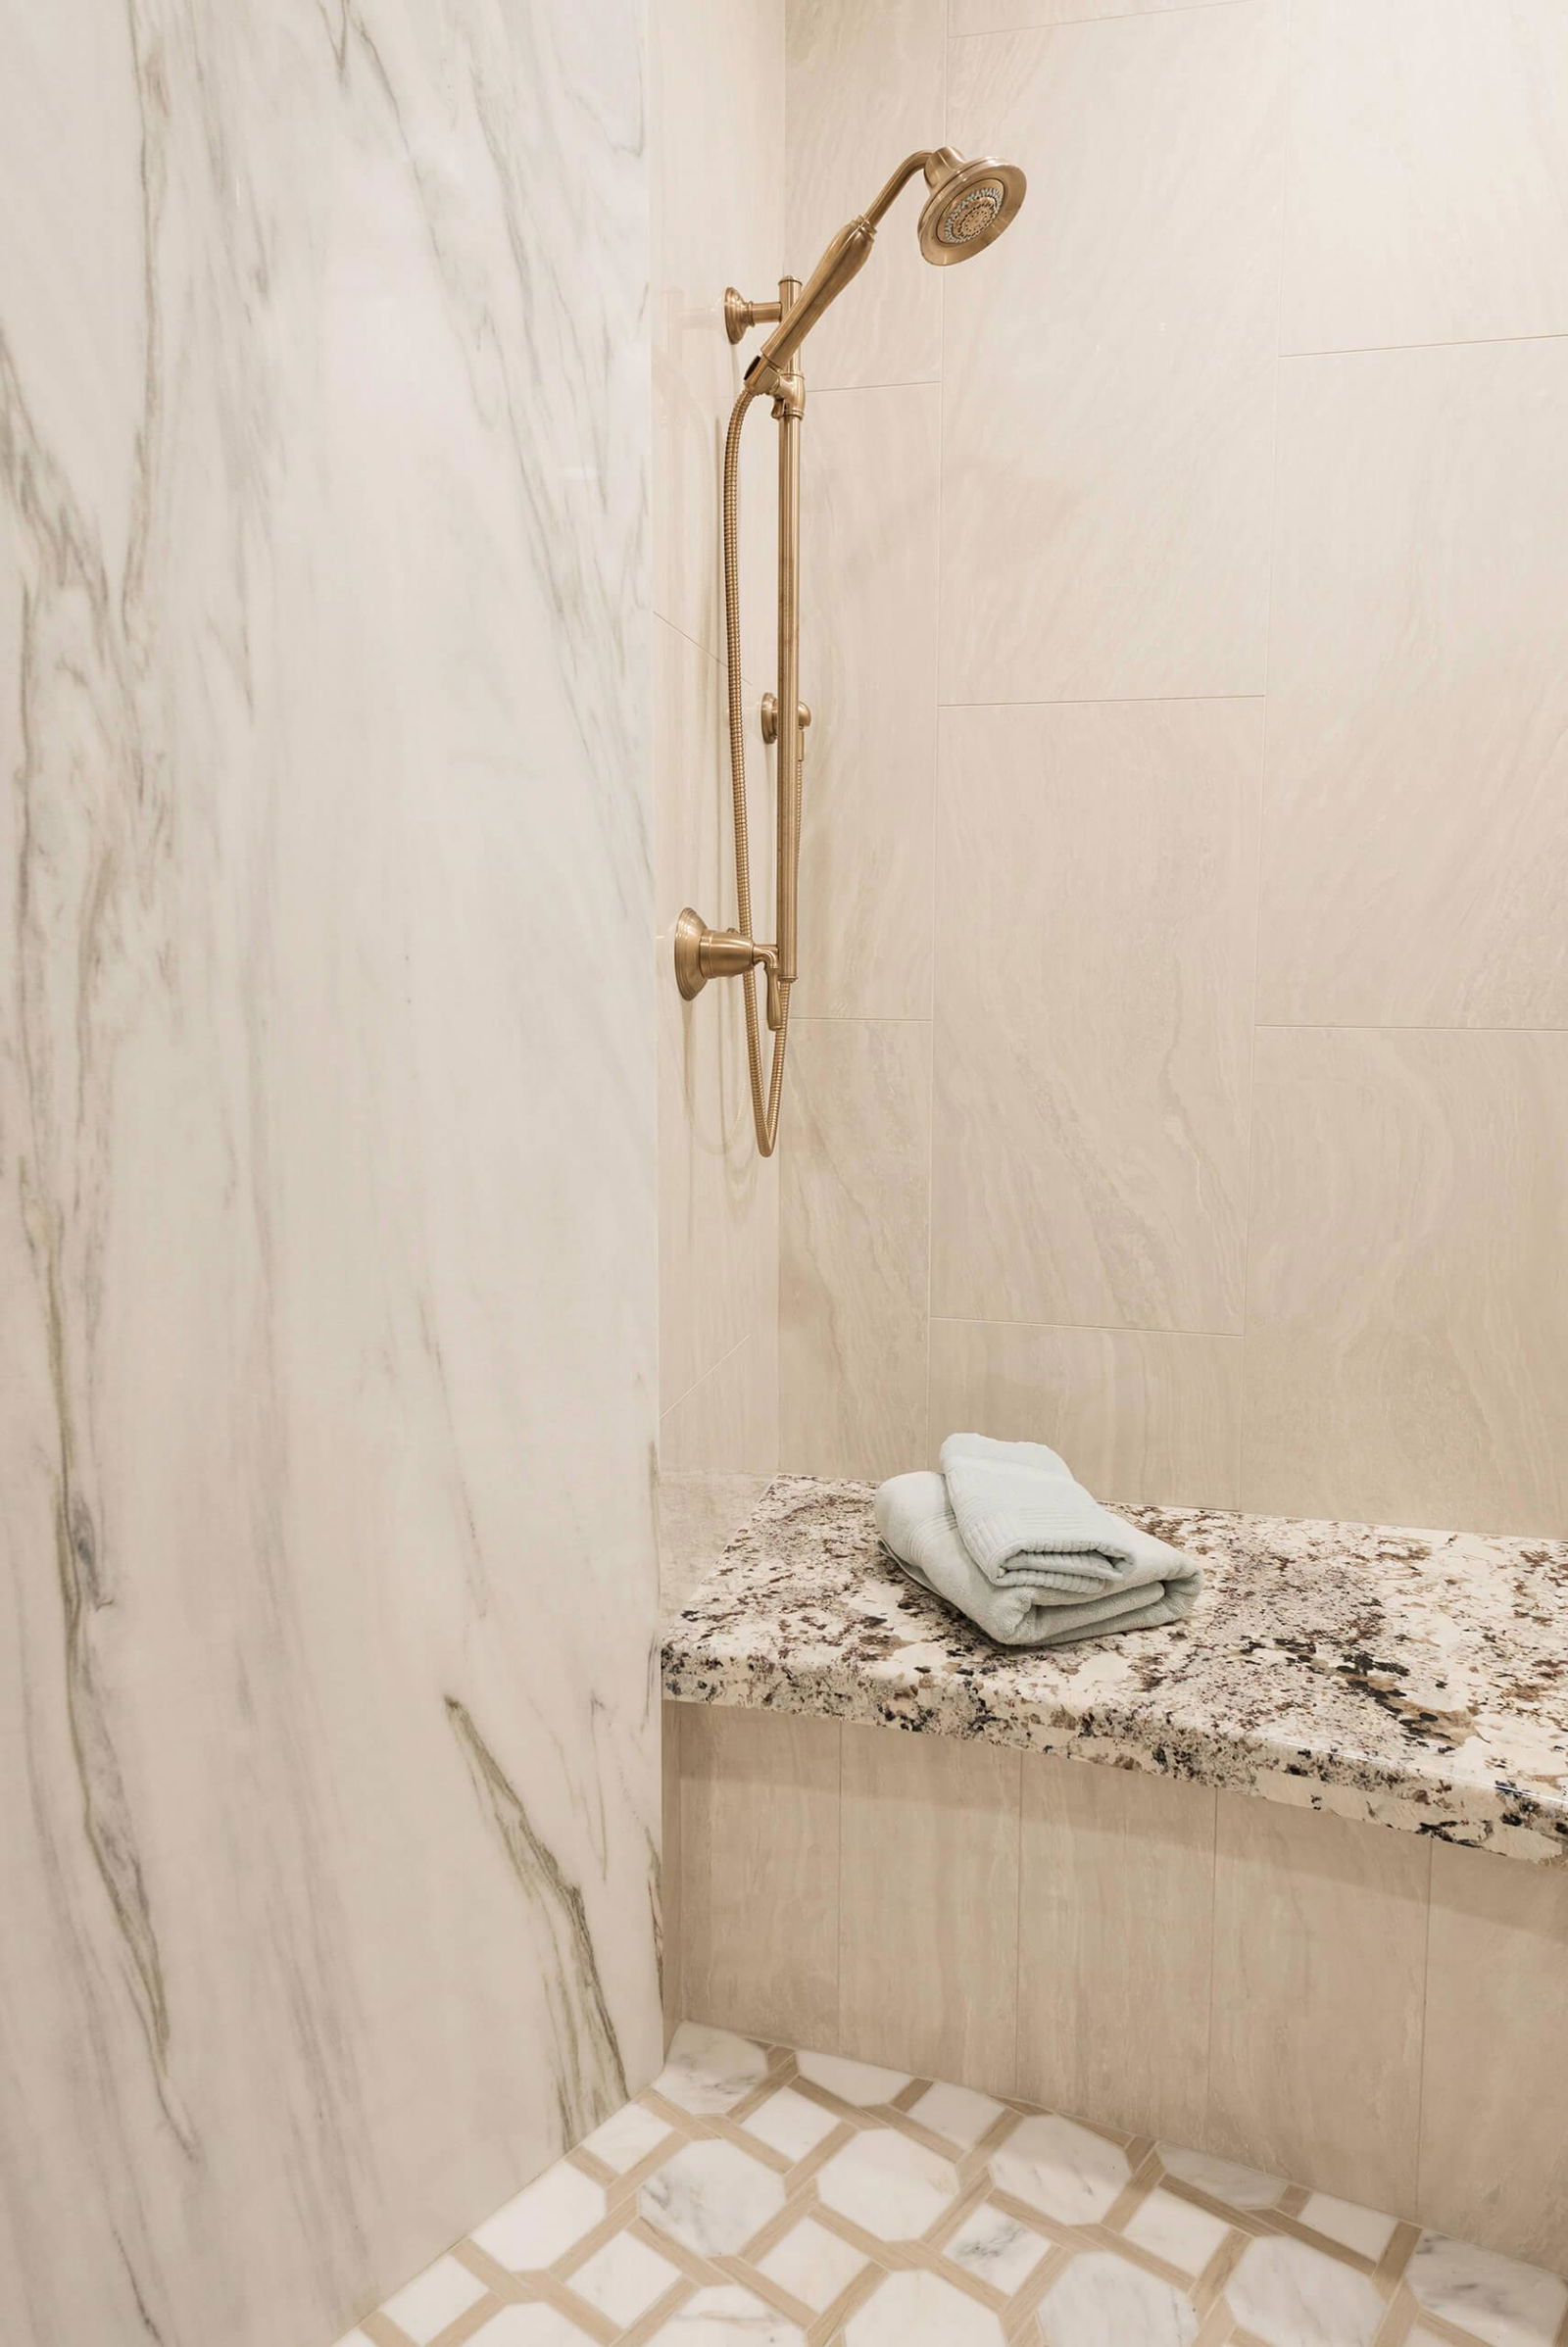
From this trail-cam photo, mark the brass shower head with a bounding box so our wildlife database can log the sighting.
[743,146,1026,377]
[915,149,1027,265]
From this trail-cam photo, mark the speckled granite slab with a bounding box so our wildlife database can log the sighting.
[662,1477,1568,1866]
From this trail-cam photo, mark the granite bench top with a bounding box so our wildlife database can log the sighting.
[661,1476,1568,1866]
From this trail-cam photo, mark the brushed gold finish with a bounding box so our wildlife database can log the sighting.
[675,149,1024,1155]
[760,694,811,745]
[724,287,783,346]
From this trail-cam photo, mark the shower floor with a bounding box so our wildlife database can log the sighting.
[338,2024,1567,2347]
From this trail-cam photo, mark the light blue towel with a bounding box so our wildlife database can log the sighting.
[873,1435,1201,1648]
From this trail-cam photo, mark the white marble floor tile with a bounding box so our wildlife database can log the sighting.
[908,2081,1004,2148]
[649,2285,806,2340]
[640,2138,786,2257]
[993,2115,1131,2226]
[579,2101,674,2173]
[1226,2233,1386,2347]
[566,2233,681,2326]
[470,2168,607,2272]
[470,2311,595,2345]
[654,2023,770,2115]
[847,2269,1007,2345]
[739,2086,843,2163]
[815,2129,960,2240]
[942,2200,1050,2295]
[379,2255,487,2342]
[1120,2189,1233,2275]
[1155,2141,1285,2212]
[1298,2191,1396,2263]
[1406,2233,1568,2347]
[1039,2250,1200,2347]
[754,2217,867,2312]
[795,2049,909,2107]
[349,2031,1556,2347]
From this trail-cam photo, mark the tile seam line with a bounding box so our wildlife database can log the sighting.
[1284,326,1568,362]
[950,0,1246,38]
[660,1330,754,1427]
[1254,1021,1568,1037]
[929,1313,1242,1341]
[938,693,1266,709]
[1239,0,1296,1515]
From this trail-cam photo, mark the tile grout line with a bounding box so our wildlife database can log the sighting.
[1235,0,1298,1516]
[951,0,1247,39]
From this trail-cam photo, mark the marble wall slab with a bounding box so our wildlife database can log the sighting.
[0,6,660,2345]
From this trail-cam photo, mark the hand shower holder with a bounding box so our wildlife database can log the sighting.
[675,148,1025,1157]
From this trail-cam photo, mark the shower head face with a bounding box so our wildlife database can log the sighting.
[916,155,1026,265]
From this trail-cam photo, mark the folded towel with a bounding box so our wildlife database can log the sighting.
[873,1441,1201,1649]
[940,1432,1190,1592]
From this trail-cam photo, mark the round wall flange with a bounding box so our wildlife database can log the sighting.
[674,906,710,999]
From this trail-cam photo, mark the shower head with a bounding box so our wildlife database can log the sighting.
[915,151,1027,265]
[747,145,1025,381]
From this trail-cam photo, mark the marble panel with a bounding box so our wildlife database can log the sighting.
[0,7,661,2343]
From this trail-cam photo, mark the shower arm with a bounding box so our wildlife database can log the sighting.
[673,146,1007,1157]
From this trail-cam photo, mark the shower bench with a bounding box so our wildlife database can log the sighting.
[660,1477,1568,2273]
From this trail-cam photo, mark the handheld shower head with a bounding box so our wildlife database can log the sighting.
[748,145,1025,381]
[916,149,1027,264]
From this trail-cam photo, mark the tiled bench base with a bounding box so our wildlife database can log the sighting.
[662,1701,1568,2275]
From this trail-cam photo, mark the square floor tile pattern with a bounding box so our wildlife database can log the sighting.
[340,2023,1568,2347]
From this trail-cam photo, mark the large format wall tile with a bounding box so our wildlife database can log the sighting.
[676,1706,842,2049]
[931,700,1260,1336]
[928,1320,1243,1506]
[1209,1798,1429,2215]
[785,0,947,391]
[799,385,940,1022]
[0,8,660,2344]
[1244,1028,1568,1537]
[651,0,783,669]
[657,617,778,1416]
[780,1019,932,1480]
[1259,342,1568,1031]
[942,6,1283,703]
[1283,0,1568,355]
[1420,1845,1568,2272]
[840,1727,1022,2094]
[1018,1761,1216,2144]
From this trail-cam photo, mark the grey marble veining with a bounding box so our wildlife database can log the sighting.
[1,7,659,2346]
[662,1479,1568,1865]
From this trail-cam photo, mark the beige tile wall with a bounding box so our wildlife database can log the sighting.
[652,0,785,1587]
[666,1699,1568,2272]
[778,0,1568,1537]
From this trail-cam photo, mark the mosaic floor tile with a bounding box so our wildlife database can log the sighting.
[992,2112,1130,2225]
[846,2268,1004,2344]
[469,2165,606,2270]
[640,2135,786,2256]
[1038,2248,1198,2347]
[343,2022,1567,2347]
[755,2218,866,2314]
[814,2128,957,2239]
[1406,2232,1568,2347]
[377,2256,487,2343]
[1297,2190,1397,2264]
[1120,2185,1232,2275]
[942,2197,1050,2295]
[1226,2233,1386,2347]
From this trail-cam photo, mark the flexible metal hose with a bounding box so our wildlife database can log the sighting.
[721,381,789,1157]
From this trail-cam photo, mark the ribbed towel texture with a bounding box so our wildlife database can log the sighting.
[874,1434,1200,1648]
